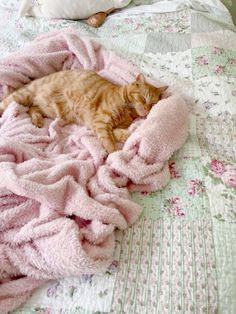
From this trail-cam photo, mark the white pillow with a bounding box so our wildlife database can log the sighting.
[19,0,132,20]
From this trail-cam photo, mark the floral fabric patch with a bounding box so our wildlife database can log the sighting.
[192,46,236,78]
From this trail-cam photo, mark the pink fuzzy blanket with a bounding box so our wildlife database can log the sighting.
[0,29,189,313]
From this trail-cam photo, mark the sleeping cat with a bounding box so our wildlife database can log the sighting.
[0,70,168,153]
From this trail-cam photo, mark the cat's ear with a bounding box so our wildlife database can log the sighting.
[158,86,168,93]
[136,73,145,83]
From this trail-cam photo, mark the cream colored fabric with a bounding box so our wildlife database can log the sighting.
[19,0,131,19]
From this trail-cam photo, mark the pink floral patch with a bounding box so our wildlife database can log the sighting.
[210,159,225,177]
[222,165,236,189]
[187,179,205,196]
[107,260,119,274]
[165,196,185,216]
[196,55,209,65]
[214,65,225,74]
[169,196,180,205]
[169,161,181,179]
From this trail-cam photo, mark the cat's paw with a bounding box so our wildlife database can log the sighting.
[113,128,130,142]
[87,12,107,28]
[31,115,44,128]
[28,107,44,128]
[30,112,44,128]
[103,142,116,154]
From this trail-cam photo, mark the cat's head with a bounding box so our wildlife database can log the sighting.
[128,74,168,117]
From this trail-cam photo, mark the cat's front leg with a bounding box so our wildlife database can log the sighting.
[113,128,130,143]
[92,122,116,153]
[28,106,44,128]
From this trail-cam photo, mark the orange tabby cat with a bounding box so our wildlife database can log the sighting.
[0,70,167,153]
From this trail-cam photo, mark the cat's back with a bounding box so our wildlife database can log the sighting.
[27,69,85,88]
[62,69,114,96]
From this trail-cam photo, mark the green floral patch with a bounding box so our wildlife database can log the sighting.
[132,157,210,221]
[204,159,236,191]
[203,159,236,223]
[192,46,236,79]
[99,10,191,37]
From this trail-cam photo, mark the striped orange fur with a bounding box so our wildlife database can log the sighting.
[0,70,168,153]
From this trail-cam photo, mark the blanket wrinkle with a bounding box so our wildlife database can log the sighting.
[0,28,189,314]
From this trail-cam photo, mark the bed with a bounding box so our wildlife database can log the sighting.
[0,0,236,313]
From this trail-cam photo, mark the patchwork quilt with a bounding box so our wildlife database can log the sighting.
[0,0,235,313]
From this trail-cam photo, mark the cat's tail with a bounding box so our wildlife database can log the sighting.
[0,87,32,114]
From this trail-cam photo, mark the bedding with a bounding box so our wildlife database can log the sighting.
[0,0,235,313]
[0,29,189,314]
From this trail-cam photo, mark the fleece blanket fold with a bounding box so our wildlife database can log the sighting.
[0,28,189,314]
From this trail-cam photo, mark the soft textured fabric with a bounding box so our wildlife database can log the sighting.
[0,28,136,100]
[0,96,188,314]
[19,0,131,19]
[0,28,189,314]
